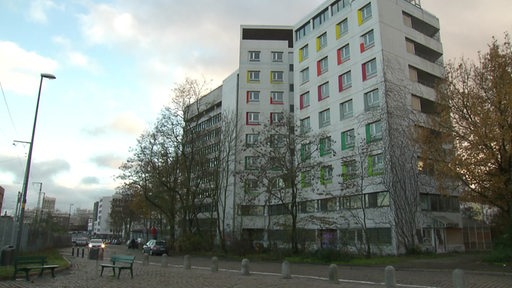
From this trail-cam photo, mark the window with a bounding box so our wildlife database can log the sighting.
[341,160,357,181]
[364,89,379,110]
[367,228,392,244]
[246,134,259,146]
[271,134,285,148]
[317,57,328,76]
[248,70,260,82]
[318,82,330,101]
[319,136,332,156]
[341,129,355,150]
[337,44,350,64]
[319,198,337,212]
[249,51,260,62]
[319,109,331,128]
[301,170,313,188]
[245,156,258,170]
[300,143,312,161]
[272,51,283,62]
[271,177,285,189]
[343,195,363,209]
[313,8,329,28]
[247,91,260,102]
[338,71,352,91]
[366,120,382,142]
[299,45,309,62]
[244,179,259,193]
[336,18,348,39]
[320,165,333,185]
[300,67,310,84]
[358,3,372,25]
[368,153,384,176]
[300,117,311,134]
[365,192,390,208]
[300,200,316,213]
[271,91,284,104]
[332,0,349,15]
[296,22,311,41]
[300,92,310,109]
[240,205,264,216]
[270,112,284,124]
[246,112,260,125]
[271,71,284,83]
[316,32,328,51]
[340,99,353,120]
[360,30,375,52]
[362,58,377,81]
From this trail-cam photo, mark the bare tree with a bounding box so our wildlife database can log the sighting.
[239,111,328,253]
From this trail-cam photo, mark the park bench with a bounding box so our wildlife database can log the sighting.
[13,255,59,281]
[100,255,135,279]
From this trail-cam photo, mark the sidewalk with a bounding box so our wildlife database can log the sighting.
[1,247,511,288]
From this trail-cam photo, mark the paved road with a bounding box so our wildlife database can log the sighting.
[1,245,511,288]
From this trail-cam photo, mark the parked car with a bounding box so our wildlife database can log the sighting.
[142,240,167,256]
[88,238,105,249]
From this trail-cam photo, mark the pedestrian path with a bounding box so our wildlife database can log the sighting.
[1,247,511,288]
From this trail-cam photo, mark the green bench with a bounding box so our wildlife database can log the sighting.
[100,255,135,279]
[13,256,59,281]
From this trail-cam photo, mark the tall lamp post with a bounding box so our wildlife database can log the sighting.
[15,73,56,253]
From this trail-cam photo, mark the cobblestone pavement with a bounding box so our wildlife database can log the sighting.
[1,246,511,288]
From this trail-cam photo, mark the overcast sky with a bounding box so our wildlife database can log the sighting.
[1,0,511,214]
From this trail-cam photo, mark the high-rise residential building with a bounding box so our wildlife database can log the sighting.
[93,196,114,237]
[185,0,462,255]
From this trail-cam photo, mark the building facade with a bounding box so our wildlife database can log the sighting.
[93,196,114,237]
[187,0,463,255]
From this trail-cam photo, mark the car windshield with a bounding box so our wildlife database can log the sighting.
[90,239,102,243]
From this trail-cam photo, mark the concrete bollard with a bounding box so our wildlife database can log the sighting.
[184,255,191,270]
[211,256,218,272]
[384,266,396,288]
[453,269,466,288]
[241,258,250,276]
[161,254,168,267]
[328,264,338,283]
[143,253,149,266]
[281,260,291,279]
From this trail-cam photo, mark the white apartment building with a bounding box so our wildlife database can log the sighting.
[188,0,463,255]
[93,196,114,237]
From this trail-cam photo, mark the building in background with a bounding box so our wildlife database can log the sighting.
[92,196,116,238]
[41,196,56,215]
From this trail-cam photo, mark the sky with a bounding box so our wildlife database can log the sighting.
[1,0,511,214]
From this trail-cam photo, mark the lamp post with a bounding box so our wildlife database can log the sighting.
[15,73,56,253]
[68,203,74,230]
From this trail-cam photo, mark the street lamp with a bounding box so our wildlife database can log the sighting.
[15,73,56,253]
[68,203,74,230]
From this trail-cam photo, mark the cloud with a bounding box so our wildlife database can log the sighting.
[82,112,146,137]
[80,176,100,185]
[28,0,62,24]
[90,154,124,170]
[30,159,71,180]
[0,41,59,96]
